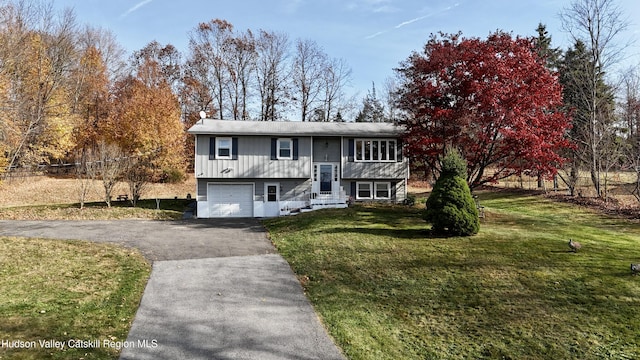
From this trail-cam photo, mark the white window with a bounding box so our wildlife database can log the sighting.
[356,140,364,161]
[355,139,396,162]
[356,182,373,200]
[375,182,391,199]
[216,137,232,159]
[277,138,292,159]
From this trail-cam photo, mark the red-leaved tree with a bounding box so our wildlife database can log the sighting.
[396,31,573,188]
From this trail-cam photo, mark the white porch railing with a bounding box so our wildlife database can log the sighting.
[310,188,347,206]
[278,187,348,215]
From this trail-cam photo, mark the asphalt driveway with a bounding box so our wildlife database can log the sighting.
[0,219,276,261]
[0,219,345,360]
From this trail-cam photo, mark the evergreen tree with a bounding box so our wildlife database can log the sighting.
[558,40,616,195]
[534,23,562,71]
[424,150,479,236]
[356,82,386,122]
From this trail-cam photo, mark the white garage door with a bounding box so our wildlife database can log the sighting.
[208,184,254,217]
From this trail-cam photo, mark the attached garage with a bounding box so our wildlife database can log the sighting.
[207,183,254,217]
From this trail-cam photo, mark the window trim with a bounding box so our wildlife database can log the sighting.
[277,138,292,160]
[265,183,279,202]
[216,137,233,159]
[354,139,397,162]
[356,181,373,200]
[374,182,391,199]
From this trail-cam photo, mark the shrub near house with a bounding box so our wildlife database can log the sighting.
[424,150,479,236]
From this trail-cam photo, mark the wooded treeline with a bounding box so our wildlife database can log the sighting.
[396,0,640,201]
[0,1,368,183]
[1,0,639,203]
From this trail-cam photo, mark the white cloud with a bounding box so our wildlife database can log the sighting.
[364,30,387,40]
[366,2,460,39]
[120,0,153,19]
[395,15,429,29]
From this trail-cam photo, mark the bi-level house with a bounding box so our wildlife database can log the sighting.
[187,119,409,218]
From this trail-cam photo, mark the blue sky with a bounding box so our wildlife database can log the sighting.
[54,0,640,97]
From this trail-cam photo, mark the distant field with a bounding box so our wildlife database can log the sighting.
[494,171,637,195]
[0,175,196,207]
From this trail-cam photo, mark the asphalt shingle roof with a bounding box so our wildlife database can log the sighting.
[187,119,404,137]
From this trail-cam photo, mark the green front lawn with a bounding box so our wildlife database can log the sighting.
[264,191,640,359]
[0,237,150,359]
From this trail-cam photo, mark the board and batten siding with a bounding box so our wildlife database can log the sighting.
[313,137,341,163]
[342,161,407,179]
[195,135,311,179]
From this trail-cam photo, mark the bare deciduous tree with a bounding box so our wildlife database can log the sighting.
[75,147,98,209]
[619,67,640,201]
[292,39,326,121]
[225,29,257,120]
[382,76,401,123]
[96,141,125,207]
[560,0,630,197]
[255,30,290,121]
[124,155,153,208]
[188,19,234,119]
[320,57,352,122]
[77,25,126,82]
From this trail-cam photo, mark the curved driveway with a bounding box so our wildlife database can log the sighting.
[0,219,275,261]
[0,219,345,360]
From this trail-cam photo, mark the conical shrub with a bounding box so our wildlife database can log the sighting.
[424,150,479,236]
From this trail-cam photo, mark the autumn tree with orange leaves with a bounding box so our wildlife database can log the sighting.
[71,45,111,151]
[106,46,186,187]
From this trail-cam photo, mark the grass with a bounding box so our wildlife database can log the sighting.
[0,175,197,220]
[0,176,195,208]
[263,191,640,359]
[0,237,151,359]
[0,199,193,220]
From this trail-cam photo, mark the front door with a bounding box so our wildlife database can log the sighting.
[313,163,339,196]
[264,183,280,217]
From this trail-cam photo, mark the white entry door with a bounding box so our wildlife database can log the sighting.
[312,163,339,196]
[264,183,280,217]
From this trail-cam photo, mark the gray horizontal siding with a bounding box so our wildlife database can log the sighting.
[196,135,311,179]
